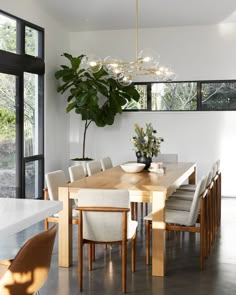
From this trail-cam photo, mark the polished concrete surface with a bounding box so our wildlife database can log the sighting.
[1,198,236,294]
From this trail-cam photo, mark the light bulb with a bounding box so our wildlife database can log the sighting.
[138,48,159,69]
[84,54,102,73]
[118,75,132,87]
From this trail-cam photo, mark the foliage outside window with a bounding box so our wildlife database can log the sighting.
[151,82,197,111]
[123,85,147,110]
[25,26,39,56]
[202,82,236,110]
[123,80,236,111]
[0,13,16,53]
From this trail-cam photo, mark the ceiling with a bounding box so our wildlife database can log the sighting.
[38,0,236,31]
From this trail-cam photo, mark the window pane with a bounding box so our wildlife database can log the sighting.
[123,84,147,110]
[25,159,43,199]
[0,73,16,198]
[25,26,39,56]
[24,73,40,156]
[202,82,236,110]
[151,82,197,111]
[0,13,17,53]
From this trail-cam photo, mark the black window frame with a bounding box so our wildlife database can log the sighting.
[124,79,236,112]
[0,10,45,199]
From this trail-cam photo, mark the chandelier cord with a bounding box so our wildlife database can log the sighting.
[136,0,139,61]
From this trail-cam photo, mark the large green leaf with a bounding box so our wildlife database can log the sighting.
[55,53,140,157]
[66,101,77,113]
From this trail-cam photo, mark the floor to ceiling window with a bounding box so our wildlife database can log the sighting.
[0,10,44,199]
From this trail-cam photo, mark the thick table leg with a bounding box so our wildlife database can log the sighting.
[152,190,166,276]
[59,186,72,267]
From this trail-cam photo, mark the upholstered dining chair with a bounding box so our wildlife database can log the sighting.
[153,153,178,163]
[86,160,102,176]
[175,168,213,199]
[100,156,113,171]
[69,164,86,182]
[76,189,138,293]
[165,171,210,211]
[0,225,57,295]
[145,176,207,268]
[44,170,79,230]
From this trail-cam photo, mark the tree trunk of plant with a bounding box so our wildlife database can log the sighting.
[82,120,91,159]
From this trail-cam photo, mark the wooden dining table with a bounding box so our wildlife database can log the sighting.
[58,162,196,276]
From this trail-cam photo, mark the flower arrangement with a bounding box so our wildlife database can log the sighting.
[131,123,164,158]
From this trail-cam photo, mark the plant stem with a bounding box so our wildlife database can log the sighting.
[82,119,92,159]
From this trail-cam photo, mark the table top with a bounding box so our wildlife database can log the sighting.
[68,162,196,200]
[0,198,62,237]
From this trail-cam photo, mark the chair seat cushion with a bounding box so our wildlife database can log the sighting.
[144,209,190,226]
[170,190,194,200]
[166,199,192,211]
[165,209,190,225]
[178,184,196,191]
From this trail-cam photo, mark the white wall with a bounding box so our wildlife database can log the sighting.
[69,24,236,197]
[0,0,70,173]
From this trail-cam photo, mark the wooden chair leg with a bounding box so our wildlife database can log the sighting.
[122,242,127,293]
[134,203,138,221]
[92,244,95,261]
[131,233,136,272]
[88,244,93,271]
[145,203,148,216]
[122,212,127,293]
[78,211,83,292]
[140,203,143,218]
[145,220,151,265]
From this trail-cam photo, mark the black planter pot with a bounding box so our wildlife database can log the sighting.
[136,152,152,170]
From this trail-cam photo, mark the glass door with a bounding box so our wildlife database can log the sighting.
[0,72,18,198]
[23,72,44,199]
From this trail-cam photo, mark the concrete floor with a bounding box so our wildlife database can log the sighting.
[1,198,236,294]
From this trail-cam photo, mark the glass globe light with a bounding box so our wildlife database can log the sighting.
[118,75,132,87]
[156,66,176,81]
[84,54,102,73]
[104,56,125,79]
[138,48,160,69]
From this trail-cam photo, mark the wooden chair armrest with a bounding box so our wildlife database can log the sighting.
[76,206,130,213]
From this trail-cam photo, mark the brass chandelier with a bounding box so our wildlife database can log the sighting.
[81,0,176,86]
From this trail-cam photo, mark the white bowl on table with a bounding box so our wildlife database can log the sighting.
[120,163,145,173]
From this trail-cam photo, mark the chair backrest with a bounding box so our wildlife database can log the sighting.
[212,162,218,178]
[206,169,213,188]
[86,160,102,176]
[45,170,67,201]
[215,159,221,174]
[100,157,113,171]
[69,164,86,182]
[187,176,207,226]
[77,189,130,242]
[153,154,178,163]
[0,225,57,295]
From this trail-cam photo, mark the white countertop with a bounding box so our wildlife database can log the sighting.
[0,198,63,237]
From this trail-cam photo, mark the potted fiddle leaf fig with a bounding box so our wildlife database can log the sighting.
[55,53,140,161]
